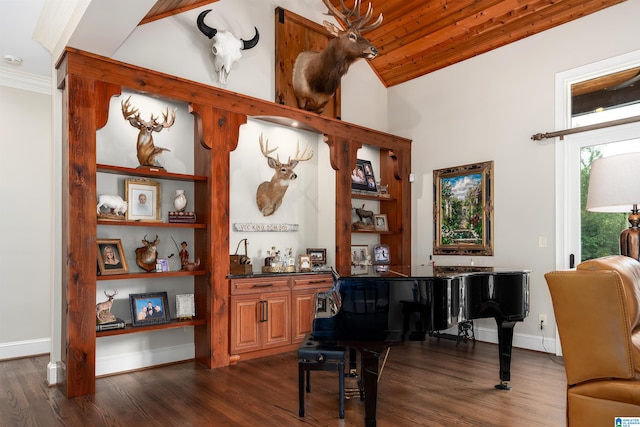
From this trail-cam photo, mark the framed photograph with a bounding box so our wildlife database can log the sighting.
[373,244,391,265]
[97,239,128,275]
[350,245,370,275]
[373,214,389,231]
[125,178,161,221]
[307,248,327,265]
[351,159,377,192]
[175,294,195,320]
[130,292,171,327]
[299,255,312,272]
[433,161,494,256]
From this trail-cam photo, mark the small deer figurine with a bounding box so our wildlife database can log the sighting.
[96,289,118,324]
[256,134,313,216]
[121,96,176,168]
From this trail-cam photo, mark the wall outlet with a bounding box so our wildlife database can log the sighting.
[538,313,547,329]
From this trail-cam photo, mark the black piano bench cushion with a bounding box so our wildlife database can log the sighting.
[298,334,346,419]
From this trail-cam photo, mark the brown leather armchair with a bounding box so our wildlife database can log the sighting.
[545,255,640,426]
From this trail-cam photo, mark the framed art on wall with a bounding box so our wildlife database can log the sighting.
[433,161,494,256]
[96,238,128,275]
[125,178,161,221]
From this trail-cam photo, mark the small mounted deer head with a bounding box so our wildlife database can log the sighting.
[256,134,313,216]
[121,96,176,168]
[135,234,160,272]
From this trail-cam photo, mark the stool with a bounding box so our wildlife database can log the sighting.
[298,334,346,419]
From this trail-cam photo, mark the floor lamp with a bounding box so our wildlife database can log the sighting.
[586,152,640,261]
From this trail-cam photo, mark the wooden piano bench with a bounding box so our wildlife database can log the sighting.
[298,334,346,419]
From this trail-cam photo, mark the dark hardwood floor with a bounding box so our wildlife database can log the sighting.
[1,339,566,426]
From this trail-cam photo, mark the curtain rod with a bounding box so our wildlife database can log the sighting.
[531,114,640,141]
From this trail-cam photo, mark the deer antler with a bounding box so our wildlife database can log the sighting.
[121,96,140,122]
[104,289,118,298]
[259,133,279,158]
[322,0,382,32]
[290,141,313,163]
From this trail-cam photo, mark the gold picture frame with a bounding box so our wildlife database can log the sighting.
[97,238,129,275]
[125,178,161,221]
[433,161,494,256]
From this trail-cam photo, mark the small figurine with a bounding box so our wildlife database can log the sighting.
[180,241,189,270]
[96,194,128,218]
[96,290,118,324]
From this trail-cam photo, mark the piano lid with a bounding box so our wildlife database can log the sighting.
[337,265,531,279]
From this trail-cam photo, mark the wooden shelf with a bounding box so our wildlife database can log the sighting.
[351,192,396,201]
[352,230,393,234]
[96,317,207,337]
[97,164,207,182]
[98,219,206,228]
[97,270,206,281]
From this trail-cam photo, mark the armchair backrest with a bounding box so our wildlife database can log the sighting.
[545,255,640,385]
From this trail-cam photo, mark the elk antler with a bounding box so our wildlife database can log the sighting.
[322,0,383,32]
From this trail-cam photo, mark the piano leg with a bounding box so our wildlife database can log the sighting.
[495,319,516,390]
[359,348,381,427]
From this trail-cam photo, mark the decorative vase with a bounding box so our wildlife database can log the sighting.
[174,189,187,212]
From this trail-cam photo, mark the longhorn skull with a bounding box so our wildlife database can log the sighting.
[197,9,259,85]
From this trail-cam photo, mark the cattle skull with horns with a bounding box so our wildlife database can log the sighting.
[293,0,383,113]
[197,9,260,84]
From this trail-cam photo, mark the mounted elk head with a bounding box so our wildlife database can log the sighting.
[292,0,383,113]
[121,96,176,168]
[256,134,313,216]
[135,235,160,272]
[197,9,260,85]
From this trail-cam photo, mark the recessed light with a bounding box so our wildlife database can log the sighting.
[3,54,23,66]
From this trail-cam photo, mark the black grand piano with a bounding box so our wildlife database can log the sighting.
[311,265,530,427]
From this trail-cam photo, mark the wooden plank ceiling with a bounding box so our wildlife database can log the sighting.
[141,0,625,88]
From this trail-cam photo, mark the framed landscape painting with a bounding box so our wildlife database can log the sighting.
[433,161,494,256]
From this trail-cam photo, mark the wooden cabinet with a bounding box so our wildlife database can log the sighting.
[291,275,333,342]
[230,277,291,354]
[229,274,332,361]
[58,48,410,398]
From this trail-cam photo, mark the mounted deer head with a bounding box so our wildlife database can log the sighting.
[197,9,260,85]
[121,96,176,168]
[256,134,313,216]
[135,234,160,272]
[292,0,383,113]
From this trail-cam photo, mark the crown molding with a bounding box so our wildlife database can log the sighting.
[0,67,51,95]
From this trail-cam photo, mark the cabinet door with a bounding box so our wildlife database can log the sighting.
[230,295,261,354]
[263,291,291,349]
[292,290,317,343]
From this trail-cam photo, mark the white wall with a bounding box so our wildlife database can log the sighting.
[0,83,52,359]
[388,0,640,347]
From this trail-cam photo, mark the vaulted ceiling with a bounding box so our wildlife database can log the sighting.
[140,0,625,88]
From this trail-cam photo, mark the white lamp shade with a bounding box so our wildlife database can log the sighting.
[586,152,640,213]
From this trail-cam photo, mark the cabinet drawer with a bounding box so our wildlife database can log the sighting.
[292,274,333,291]
[230,278,290,295]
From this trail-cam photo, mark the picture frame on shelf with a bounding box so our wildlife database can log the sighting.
[299,255,312,272]
[433,161,494,256]
[125,178,161,221]
[307,248,327,265]
[373,214,389,231]
[175,294,195,320]
[372,244,391,265]
[351,244,370,275]
[96,239,128,275]
[351,159,377,192]
[130,292,171,327]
